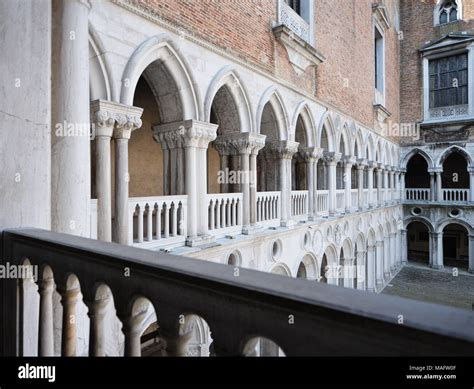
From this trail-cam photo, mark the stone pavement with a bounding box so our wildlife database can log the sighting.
[382,264,474,311]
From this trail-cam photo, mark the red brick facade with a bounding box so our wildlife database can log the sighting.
[134,0,402,127]
[400,0,474,125]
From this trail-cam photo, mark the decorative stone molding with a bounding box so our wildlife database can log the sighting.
[301,146,324,162]
[357,158,368,169]
[267,140,300,160]
[213,133,266,155]
[90,100,143,139]
[153,120,218,149]
[272,25,325,75]
[323,151,342,165]
[372,3,390,32]
[343,156,357,167]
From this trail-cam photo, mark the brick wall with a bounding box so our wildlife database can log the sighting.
[131,0,401,128]
[400,0,474,125]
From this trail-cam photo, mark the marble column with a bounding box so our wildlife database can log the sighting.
[357,159,367,211]
[154,121,218,245]
[367,162,375,208]
[375,241,384,287]
[356,250,367,290]
[430,232,444,270]
[87,293,111,357]
[376,164,383,207]
[383,167,389,205]
[303,147,323,220]
[90,100,120,242]
[429,172,435,202]
[388,169,395,203]
[366,245,376,292]
[394,171,400,201]
[343,157,355,213]
[383,234,391,279]
[59,287,81,356]
[401,170,406,200]
[272,141,299,227]
[469,235,474,273]
[469,168,474,202]
[113,108,143,245]
[390,232,397,273]
[38,275,55,356]
[401,229,408,264]
[324,152,342,216]
[436,171,443,201]
[51,0,91,237]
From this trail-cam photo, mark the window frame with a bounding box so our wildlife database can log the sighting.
[434,0,462,26]
[428,53,468,109]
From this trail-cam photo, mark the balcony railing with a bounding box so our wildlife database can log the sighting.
[128,196,187,248]
[317,190,329,214]
[336,189,345,212]
[278,0,310,43]
[405,188,430,201]
[257,191,281,227]
[207,193,243,237]
[442,188,469,202]
[2,228,474,356]
[290,190,308,220]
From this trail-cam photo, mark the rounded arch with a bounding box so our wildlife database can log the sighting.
[120,34,200,121]
[297,252,319,280]
[270,263,292,277]
[204,66,253,133]
[340,238,354,261]
[404,216,435,233]
[436,218,473,234]
[375,139,384,165]
[436,145,473,169]
[227,250,242,266]
[401,148,434,170]
[256,86,289,141]
[317,112,336,151]
[178,314,213,356]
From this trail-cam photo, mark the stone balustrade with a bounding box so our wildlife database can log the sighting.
[2,228,474,357]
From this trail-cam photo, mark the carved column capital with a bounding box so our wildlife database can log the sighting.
[153,120,218,149]
[267,140,299,159]
[323,151,342,165]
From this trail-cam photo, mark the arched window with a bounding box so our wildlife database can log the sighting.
[438,1,459,25]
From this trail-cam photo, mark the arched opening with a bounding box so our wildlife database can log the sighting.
[178,314,214,356]
[405,154,430,189]
[296,262,307,278]
[292,116,308,190]
[242,337,285,357]
[443,223,469,270]
[317,125,331,192]
[257,101,281,192]
[320,254,328,283]
[406,221,430,266]
[227,250,241,266]
[209,85,242,195]
[441,150,469,201]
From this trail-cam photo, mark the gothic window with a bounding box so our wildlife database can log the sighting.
[429,53,468,108]
[438,1,459,25]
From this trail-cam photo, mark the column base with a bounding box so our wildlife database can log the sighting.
[185,234,215,247]
[430,264,444,271]
[384,272,391,279]
[366,287,375,293]
[468,268,474,274]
